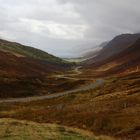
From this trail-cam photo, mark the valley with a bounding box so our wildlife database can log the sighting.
[0,34,140,140]
[1,0,140,139]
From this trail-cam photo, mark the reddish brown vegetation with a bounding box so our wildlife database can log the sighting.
[83,38,140,77]
[0,72,140,140]
[0,51,66,77]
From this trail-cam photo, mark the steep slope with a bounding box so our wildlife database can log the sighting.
[0,51,65,77]
[86,33,140,64]
[0,39,73,98]
[0,38,72,76]
[103,38,140,75]
[84,38,140,76]
[0,50,69,98]
[0,39,69,66]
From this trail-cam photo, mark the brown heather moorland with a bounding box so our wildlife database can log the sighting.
[0,72,140,140]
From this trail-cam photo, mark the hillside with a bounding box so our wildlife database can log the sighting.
[0,39,70,66]
[84,38,140,77]
[0,118,99,140]
[0,39,76,98]
[103,38,140,75]
[86,33,140,64]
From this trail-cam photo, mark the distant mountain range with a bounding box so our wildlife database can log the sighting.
[83,41,108,59]
[85,33,140,64]
[103,38,140,75]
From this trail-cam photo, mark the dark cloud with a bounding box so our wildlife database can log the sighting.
[0,0,140,57]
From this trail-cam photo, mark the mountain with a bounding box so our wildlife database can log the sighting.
[102,38,140,75]
[84,37,140,76]
[0,50,66,77]
[86,33,140,64]
[0,39,73,98]
[0,39,70,66]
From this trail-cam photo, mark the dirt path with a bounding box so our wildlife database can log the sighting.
[0,67,105,103]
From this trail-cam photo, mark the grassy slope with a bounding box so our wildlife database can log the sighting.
[0,39,71,66]
[0,118,114,140]
[0,72,140,139]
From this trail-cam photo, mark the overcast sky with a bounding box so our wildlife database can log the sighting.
[0,0,140,57]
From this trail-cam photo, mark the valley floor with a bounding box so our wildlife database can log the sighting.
[0,71,140,139]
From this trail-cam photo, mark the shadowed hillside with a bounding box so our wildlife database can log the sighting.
[86,33,140,64]
[83,33,140,77]
[102,38,140,75]
[0,39,76,98]
[0,51,65,77]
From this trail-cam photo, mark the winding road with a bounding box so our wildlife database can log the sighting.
[52,66,83,80]
[0,67,105,103]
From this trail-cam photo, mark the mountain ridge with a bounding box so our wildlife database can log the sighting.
[0,39,70,66]
[85,33,140,65]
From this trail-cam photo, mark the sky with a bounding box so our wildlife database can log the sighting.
[0,0,140,58]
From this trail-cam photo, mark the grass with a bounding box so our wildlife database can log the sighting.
[0,118,114,140]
